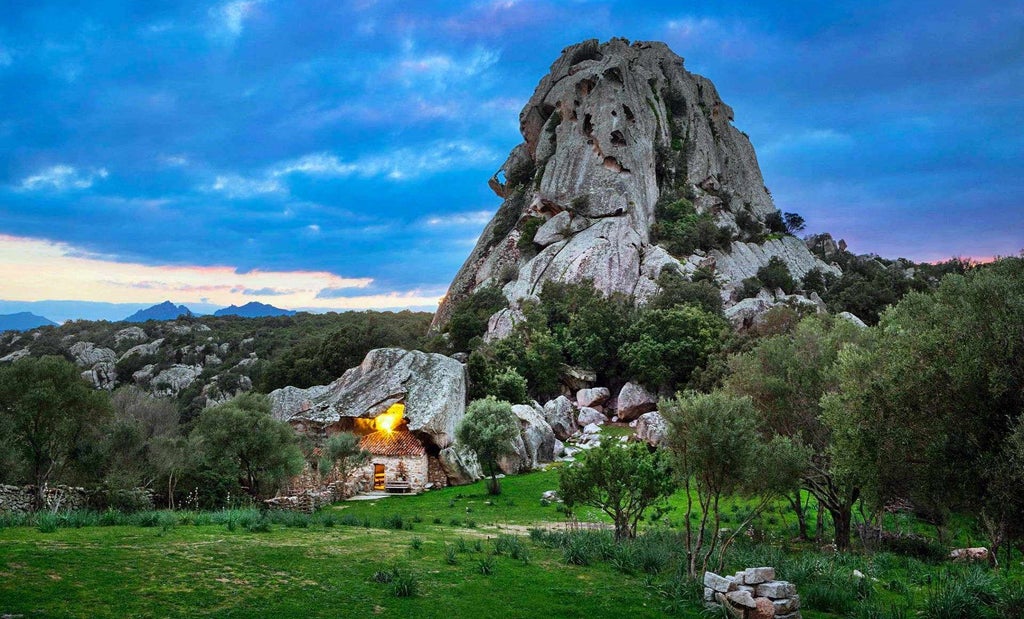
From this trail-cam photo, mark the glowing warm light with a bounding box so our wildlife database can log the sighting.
[375,403,405,433]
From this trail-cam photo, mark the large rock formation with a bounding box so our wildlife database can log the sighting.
[270,348,468,450]
[432,38,838,339]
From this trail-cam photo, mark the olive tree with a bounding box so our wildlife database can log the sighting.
[192,393,304,499]
[319,432,369,497]
[558,441,676,540]
[0,356,111,508]
[662,391,806,576]
[456,396,520,495]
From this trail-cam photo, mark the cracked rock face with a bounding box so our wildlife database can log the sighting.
[432,38,837,339]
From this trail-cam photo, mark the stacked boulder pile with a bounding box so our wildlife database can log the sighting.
[703,567,800,619]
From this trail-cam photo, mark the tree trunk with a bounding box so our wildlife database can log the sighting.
[787,490,808,540]
[830,507,852,551]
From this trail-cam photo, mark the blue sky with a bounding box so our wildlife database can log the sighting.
[0,0,1021,320]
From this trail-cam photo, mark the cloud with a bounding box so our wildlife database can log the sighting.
[423,210,492,227]
[0,234,446,311]
[208,0,264,44]
[271,140,500,181]
[392,46,500,92]
[18,165,108,192]
[206,174,285,198]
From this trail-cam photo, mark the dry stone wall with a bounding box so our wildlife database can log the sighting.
[703,567,801,619]
[0,485,90,513]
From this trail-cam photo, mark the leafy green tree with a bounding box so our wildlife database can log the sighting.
[99,387,180,491]
[662,391,805,576]
[651,269,723,316]
[783,212,806,234]
[445,287,507,352]
[558,441,676,540]
[756,256,796,294]
[456,397,520,495]
[487,367,530,404]
[192,393,304,499]
[823,258,1024,549]
[319,432,369,497]
[726,314,869,546]
[764,211,787,234]
[619,307,727,393]
[0,356,111,508]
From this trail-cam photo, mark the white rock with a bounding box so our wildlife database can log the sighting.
[616,382,658,421]
[577,406,606,426]
[69,342,116,367]
[577,387,610,408]
[635,411,668,446]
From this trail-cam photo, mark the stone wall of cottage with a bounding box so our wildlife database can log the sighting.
[362,454,429,492]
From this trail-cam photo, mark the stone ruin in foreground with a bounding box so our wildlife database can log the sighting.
[704,567,801,619]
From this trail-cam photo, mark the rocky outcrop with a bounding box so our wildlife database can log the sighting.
[69,342,116,367]
[511,404,556,467]
[635,411,667,447]
[81,362,117,390]
[114,327,148,346]
[278,348,468,450]
[432,38,839,340]
[151,364,202,396]
[438,444,483,485]
[119,338,165,361]
[268,385,331,421]
[616,382,657,421]
[542,395,577,440]
[0,348,30,363]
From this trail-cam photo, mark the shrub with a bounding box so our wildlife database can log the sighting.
[444,545,458,565]
[409,537,423,551]
[382,514,405,530]
[756,257,796,294]
[36,513,59,533]
[517,217,544,251]
[477,555,495,575]
[391,570,418,597]
[764,211,787,234]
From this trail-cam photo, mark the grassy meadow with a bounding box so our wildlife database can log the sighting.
[3,465,1024,618]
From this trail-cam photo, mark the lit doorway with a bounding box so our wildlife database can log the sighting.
[373,464,385,490]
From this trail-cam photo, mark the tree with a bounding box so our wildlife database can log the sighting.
[445,287,507,352]
[192,393,304,499]
[456,397,520,495]
[0,356,111,508]
[319,432,369,497]
[651,269,723,316]
[726,314,869,547]
[661,391,804,576]
[558,441,676,540]
[619,306,727,393]
[756,256,796,294]
[100,387,180,491]
[783,212,806,234]
[823,258,1024,550]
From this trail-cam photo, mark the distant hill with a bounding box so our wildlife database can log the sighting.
[0,312,58,332]
[124,301,194,323]
[213,302,296,318]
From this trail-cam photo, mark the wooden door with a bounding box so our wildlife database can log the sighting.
[373,464,385,490]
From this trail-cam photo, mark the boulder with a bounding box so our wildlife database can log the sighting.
[114,327,148,346]
[577,406,606,426]
[616,382,657,421]
[497,432,531,474]
[438,444,482,485]
[81,362,117,390]
[285,348,468,449]
[0,348,30,363]
[267,385,331,421]
[635,411,668,446]
[949,547,990,562]
[132,364,155,384]
[542,395,577,440]
[119,338,165,361]
[725,590,757,609]
[577,387,610,408]
[511,404,556,467]
[69,342,116,367]
[837,311,868,328]
[151,364,202,396]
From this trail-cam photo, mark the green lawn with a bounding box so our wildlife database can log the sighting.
[2,467,1020,618]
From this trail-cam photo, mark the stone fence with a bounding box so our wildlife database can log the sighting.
[0,484,90,513]
[703,567,801,619]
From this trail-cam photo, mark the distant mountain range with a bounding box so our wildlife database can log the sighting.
[124,301,194,323]
[0,312,58,332]
[213,302,296,318]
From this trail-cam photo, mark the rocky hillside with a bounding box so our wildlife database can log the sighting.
[0,311,432,420]
[432,38,839,338]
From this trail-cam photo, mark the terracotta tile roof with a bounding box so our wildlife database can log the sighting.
[358,429,426,457]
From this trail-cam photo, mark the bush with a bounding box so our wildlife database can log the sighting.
[445,287,506,352]
[517,217,544,251]
[444,545,458,565]
[653,197,732,256]
[478,555,496,575]
[487,367,529,404]
[764,211,787,234]
[391,570,418,597]
[756,257,796,294]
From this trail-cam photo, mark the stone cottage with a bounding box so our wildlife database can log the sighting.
[358,426,428,493]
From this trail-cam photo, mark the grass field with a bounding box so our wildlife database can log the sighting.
[2,467,1022,618]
